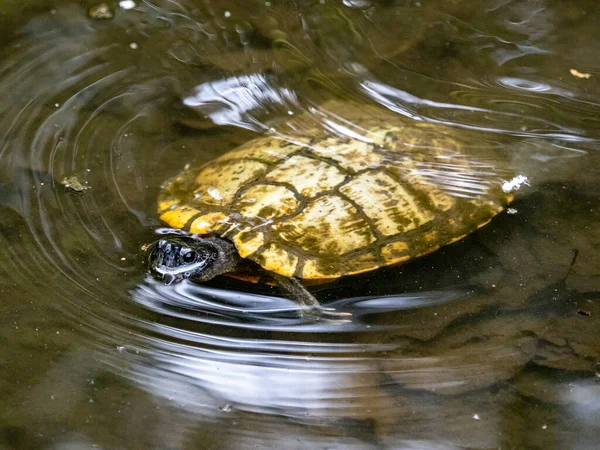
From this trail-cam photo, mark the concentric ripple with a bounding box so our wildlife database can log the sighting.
[0,1,599,447]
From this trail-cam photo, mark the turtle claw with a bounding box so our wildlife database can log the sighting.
[299,305,353,323]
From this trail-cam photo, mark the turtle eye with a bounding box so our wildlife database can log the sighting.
[182,251,197,264]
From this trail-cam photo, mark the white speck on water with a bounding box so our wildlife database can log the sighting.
[507,208,518,214]
[473,414,480,420]
[194,193,201,199]
[129,42,139,49]
[542,424,547,429]
[208,188,222,201]
[343,0,373,8]
[570,68,591,79]
[120,257,126,261]
[502,175,530,193]
[54,103,60,107]
[287,110,294,115]
[119,0,136,10]
[224,11,231,18]
[265,1,271,5]
[219,404,232,412]
[117,346,126,352]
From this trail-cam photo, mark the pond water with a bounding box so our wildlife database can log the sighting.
[0,0,599,448]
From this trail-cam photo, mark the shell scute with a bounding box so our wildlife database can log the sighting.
[255,244,299,277]
[340,170,435,236]
[193,159,269,206]
[309,137,385,172]
[275,195,375,256]
[265,154,346,197]
[237,184,299,219]
[232,230,265,258]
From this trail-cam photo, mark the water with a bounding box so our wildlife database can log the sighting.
[0,1,598,448]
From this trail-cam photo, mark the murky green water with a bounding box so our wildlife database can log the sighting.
[0,1,599,448]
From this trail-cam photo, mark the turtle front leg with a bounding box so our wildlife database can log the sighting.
[270,274,353,321]
[269,273,320,310]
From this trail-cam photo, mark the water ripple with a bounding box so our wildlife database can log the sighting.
[131,277,468,332]
[0,1,598,445]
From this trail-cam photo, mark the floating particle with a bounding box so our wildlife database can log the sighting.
[570,69,591,79]
[89,3,114,20]
[502,175,530,193]
[120,0,136,10]
[60,175,92,193]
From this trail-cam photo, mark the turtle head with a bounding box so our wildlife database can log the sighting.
[146,236,241,285]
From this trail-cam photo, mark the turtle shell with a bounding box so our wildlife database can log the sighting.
[158,114,512,280]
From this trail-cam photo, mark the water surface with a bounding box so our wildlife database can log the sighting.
[0,1,599,449]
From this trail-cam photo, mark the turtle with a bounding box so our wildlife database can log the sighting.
[146,103,514,309]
